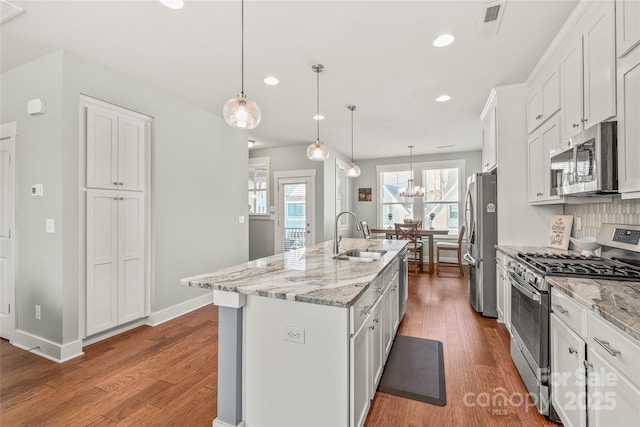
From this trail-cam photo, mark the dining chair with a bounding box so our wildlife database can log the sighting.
[394,222,423,273]
[435,225,466,276]
[360,220,371,239]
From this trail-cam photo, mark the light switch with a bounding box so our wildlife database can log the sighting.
[46,219,55,233]
[238,215,245,224]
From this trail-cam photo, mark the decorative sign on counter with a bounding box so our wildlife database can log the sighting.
[548,215,574,250]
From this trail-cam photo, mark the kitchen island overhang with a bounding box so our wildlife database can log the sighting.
[182,238,408,427]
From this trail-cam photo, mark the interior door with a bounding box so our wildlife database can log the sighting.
[0,122,16,340]
[277,176,314,253]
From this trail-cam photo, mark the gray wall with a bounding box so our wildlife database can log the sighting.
[349,150,483,232]
[1,50,249,346]
[248,145,351,259]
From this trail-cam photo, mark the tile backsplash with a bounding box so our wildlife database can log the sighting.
[564,197,640,239]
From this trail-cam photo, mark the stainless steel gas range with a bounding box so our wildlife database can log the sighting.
[508,223,640,417]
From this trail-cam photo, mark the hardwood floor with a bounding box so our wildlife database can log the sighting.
[1,272,556,426]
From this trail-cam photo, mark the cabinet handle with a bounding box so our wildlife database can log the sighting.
[377,289,384,295]
[536,114,542,120]
[370,325,375,331]
[113,181,118,185]
[572,123,580,128]
[593,337,622,357]
[568,347,577,355]
[118,182,124,186]
[584,360,593,369]
[119,197,124,200]
[374,318,379,324]
[553,304,568,314]
[361,305,371,315]
[537,192,543,196]
[581,118,588,123]
[113,197,119,200]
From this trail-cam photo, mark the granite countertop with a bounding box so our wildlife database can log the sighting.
[181,238,408,308]
[549,276,640,344]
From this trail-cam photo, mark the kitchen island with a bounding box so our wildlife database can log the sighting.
[182,238,408,427]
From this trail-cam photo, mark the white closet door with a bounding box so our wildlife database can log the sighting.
[117,192,145,324]
[117,116,146,192]
[87,106,118,190]
[86,190,118,335]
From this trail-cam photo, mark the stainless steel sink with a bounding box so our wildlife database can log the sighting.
[332,249,387,261]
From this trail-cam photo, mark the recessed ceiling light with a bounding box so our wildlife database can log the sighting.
[159,0,184,10]
[436,95,451,102]
[264,76,279,86]
[433,34,455,47]
[313,114,325,120]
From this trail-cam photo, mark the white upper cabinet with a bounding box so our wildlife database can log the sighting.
[481,94,497,172]
[561,1,616,141]
[528,115,563,204]
[617,0,640,57]
[87,105,148,192]
[527,66,560,134]
[617,47,640,199]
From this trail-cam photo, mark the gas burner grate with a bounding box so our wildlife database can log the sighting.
[516,252,640,281]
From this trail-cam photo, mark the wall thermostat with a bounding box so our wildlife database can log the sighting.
[31,184,43,197]
[27,98,47,116]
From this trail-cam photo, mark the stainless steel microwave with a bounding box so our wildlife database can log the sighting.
[549,122,618,196]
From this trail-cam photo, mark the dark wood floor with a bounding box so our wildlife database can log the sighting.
[1,271,556,426]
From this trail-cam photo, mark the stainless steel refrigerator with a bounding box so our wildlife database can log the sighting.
[463,172,498,318]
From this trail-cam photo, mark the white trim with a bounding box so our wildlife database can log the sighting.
[79,94,153,122]
[83,318,148,346]
[12,330,84,363]
[213,290,246,308]
[145,293,213,326]
[0,121,17,138]
[273,170,317,254]
[213,418,246,427]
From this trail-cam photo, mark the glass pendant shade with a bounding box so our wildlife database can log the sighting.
[347,162,361,177]
[223,94,261,129]
[307,139,330,161]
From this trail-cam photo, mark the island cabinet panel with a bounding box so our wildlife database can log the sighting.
[350,316,371,427]
[244,295,349,427]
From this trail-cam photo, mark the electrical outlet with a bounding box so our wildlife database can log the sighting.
[35,305,41,320]
[238,215,245,224]
[283,326,305,344]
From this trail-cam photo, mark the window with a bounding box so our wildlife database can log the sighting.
[422,161,464,232]
[377,166,414,226]
[249,157,270,215]
[376,160,465,233]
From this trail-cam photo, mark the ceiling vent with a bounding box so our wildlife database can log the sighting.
[478,0,507,38]
[0,0,23,25]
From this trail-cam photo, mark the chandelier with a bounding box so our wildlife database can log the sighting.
[399,145,423,201]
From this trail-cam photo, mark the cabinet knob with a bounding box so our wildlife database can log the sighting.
[568,347,577,355]
[537,192,543,196]
[370,325,375,331]
[113,181,118,185]
[536,114,542,120]
[572,123,580,128]
[581,118,588,123]
[584,360,593,369]
[553,304,568,314]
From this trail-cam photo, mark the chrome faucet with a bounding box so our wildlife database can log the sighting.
[334,211,362,254]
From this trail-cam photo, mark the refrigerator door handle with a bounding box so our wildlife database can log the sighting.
[463,252,477,266]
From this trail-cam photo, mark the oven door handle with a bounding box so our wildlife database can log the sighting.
[508,271,541,304]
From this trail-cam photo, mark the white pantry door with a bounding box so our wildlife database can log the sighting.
[275,172,315,253]
[0,122,17,340]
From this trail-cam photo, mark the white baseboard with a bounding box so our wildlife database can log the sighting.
[83,318,148,346]
[12,330,84,363]
[146,292,213,327]
[212,418,245,427]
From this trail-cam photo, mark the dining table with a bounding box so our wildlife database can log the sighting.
[370,226,450,274]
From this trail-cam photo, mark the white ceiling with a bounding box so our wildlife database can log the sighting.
[1,0,577,160]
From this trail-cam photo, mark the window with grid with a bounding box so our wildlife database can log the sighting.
[422,161,464,233]
[248,157,270,215]
[377,167,414,226]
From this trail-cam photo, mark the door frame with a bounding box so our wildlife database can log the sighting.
[273,170,316,254]
[1,121,17,341]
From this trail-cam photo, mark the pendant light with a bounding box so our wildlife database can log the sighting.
[223,0,261,130]
[346,105,361,177]
[399,145,424,201]
[306,64,330,161]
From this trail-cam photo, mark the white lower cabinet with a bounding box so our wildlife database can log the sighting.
[350,263,400,427]
[350,314,371,427]
[86,190,146,335]
[550,313,587,427]
[587,347,640,427]
[495,252,511,331]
